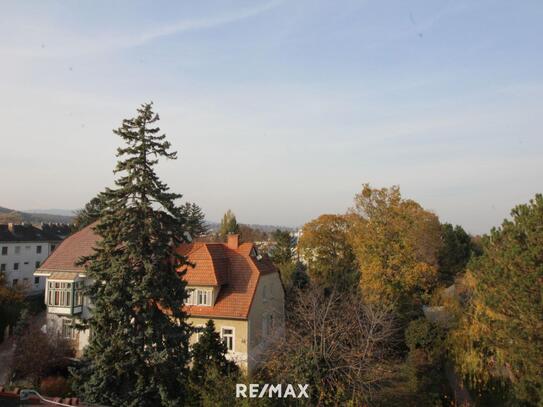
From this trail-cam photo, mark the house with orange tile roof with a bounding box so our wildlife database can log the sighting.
[34,224,285,373]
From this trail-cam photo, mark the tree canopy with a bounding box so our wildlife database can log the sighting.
[268,229,294,265]
[72,103,192,406]
[450,194,543,405]
[0,271,24,340]
[348,184,442,316]
[219,209,239,240]
[72,194,107,231]
[437,223,476,283]
[181,202,208,239]
[298,214,358,291]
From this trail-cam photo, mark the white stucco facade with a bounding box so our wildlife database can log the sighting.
[0,240,59,294]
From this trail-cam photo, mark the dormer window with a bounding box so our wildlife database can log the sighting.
[184,288,212,306]
[197,289,211,306]
[184,289,195,305]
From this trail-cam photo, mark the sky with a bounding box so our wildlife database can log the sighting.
[0,0,542,234]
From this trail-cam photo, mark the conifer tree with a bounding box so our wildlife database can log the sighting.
[181,202,209,239]
[269,229,294,266]
[72,194,108,231]
[450,194,543,405]
[72,103,192,406]
[189,320,239,404]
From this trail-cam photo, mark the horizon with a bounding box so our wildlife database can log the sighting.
[1,0,542,235]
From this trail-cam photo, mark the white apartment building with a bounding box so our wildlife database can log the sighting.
[0,223,70,295]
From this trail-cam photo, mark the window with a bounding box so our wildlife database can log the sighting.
[47,281,72,307]
[12,279,18,286]
[61,319,77,340]
[74,281,84,306]
[197,289,211,306]
[194,325,205,342]
[0,264,5,272]
[1,247,7,255]
[36,245,42,254]
[13,263,19,271]
[35,261,40,268]
[34,276,40,285]
[184,289,195,305]
[221,328,234,352]
[187,289,212,306]
[14,246,21,254]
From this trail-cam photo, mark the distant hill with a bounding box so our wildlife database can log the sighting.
[24,208,75,217]
[0,206,74,224]
[206,222,295,233]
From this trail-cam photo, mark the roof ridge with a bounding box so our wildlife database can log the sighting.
[202,244,220,286]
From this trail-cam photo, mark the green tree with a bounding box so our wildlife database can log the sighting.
[437,223,475,283]
[219,209,239,240]
[450,194,543,405]
[0,271,24,342]
[189,320,239,405]
[72,103,192,407]
[238,224,268,242]
[348,184,442,319]
[268,229,293,265]
[404,318,449,406]
[298,214,358,291]
[290,261,310,290]
[181,202,208,239]
[72,194,107,231]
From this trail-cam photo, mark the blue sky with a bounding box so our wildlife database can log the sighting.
[0,0,542,233]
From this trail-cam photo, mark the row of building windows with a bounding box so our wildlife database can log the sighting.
[194,325,235,351]
[184,289,212,306]
[11,276,40,287]
[0,261,40,272]
[47,281,84,307]
[1,245,47,255]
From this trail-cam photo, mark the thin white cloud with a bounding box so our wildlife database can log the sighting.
[121,0,283,48]
[0,0,283,57]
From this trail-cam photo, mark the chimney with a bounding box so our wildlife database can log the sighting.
[227,234,240,249]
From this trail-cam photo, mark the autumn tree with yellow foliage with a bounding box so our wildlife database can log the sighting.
[298,214,358,291]
[449,194,543,405]
[348,184,442,318]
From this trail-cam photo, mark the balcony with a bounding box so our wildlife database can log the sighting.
[46,280,84,316]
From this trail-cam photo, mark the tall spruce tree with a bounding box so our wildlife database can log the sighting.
[73,103,192,406]
[181,202,209,239]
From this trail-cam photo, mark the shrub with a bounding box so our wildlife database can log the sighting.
[12,325,74,385]
[40,376,72,397]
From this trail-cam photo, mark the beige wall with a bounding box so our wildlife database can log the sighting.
[247,272,285,372]
[188,316,249,370]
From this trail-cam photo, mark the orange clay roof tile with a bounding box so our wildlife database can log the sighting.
[37,224,280,320]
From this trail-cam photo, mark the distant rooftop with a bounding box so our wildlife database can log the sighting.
[0,223,70,242]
